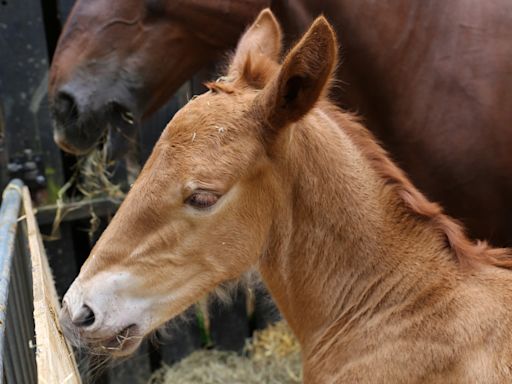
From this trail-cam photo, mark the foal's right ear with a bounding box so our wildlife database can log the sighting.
[255,16,337,130]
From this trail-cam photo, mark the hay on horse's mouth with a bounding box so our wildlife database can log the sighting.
[47,146,125,241]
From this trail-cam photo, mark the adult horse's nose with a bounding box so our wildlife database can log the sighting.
[53,91,79,125]
[51,89,105,155]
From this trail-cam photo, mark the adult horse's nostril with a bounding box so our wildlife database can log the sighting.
[71,304,96,328]
[53,91,79,123]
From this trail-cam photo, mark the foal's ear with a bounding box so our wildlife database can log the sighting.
[229,9,282,85]
[256,16,337,129]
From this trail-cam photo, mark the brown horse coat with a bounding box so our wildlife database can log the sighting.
[49,0,512,248]
[60,10,512,383]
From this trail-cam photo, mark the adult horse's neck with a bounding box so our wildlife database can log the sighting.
[259,104,459,364]
[166,0,410,58]
[166,0,271,48]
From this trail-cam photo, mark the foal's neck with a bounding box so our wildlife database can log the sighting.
[259,105,458,354]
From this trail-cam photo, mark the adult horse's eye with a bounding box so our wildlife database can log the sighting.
[185,191,219,209]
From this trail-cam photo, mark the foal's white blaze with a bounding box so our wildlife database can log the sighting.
[63,271,155,349]
[62,259,220,354]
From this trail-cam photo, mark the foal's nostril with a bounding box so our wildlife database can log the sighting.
[53,91,79,123]
[71,304,96,328]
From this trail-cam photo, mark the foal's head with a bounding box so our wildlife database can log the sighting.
[60,9,337,356]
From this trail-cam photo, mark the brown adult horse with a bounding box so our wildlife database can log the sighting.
[60,11,512,382]
[49,0,512,248]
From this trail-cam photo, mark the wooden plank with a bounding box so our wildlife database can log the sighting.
[35,197,121,226]
[23,186,81,384]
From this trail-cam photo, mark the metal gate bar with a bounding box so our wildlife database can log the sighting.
[0,179,37,384]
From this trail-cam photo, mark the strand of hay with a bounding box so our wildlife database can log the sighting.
[148,321,302,384]
[74,147,125,201]
[45,147,125,241]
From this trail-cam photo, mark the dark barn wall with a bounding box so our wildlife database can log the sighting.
[0,0,64,198]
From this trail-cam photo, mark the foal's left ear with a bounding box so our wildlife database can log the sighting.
[255,16,337,129]
[229,9,282,85]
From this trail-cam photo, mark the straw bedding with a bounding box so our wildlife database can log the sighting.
[148,321,302,384]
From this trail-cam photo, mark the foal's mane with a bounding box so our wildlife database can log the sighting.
[320,102,512,270]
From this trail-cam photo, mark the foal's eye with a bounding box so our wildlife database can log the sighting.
[185,191,219,209]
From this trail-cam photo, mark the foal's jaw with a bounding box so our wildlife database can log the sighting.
[60,247,230,355]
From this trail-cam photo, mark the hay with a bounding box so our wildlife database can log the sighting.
[246,321,300,361]
[74,146,125,201]
[148,322,302,384]
[46,146,125,241]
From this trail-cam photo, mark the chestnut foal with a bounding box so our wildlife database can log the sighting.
[60,10,512,383]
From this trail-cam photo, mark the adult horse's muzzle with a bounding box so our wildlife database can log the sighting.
[52,90,105,155]
[51,88,139,159]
